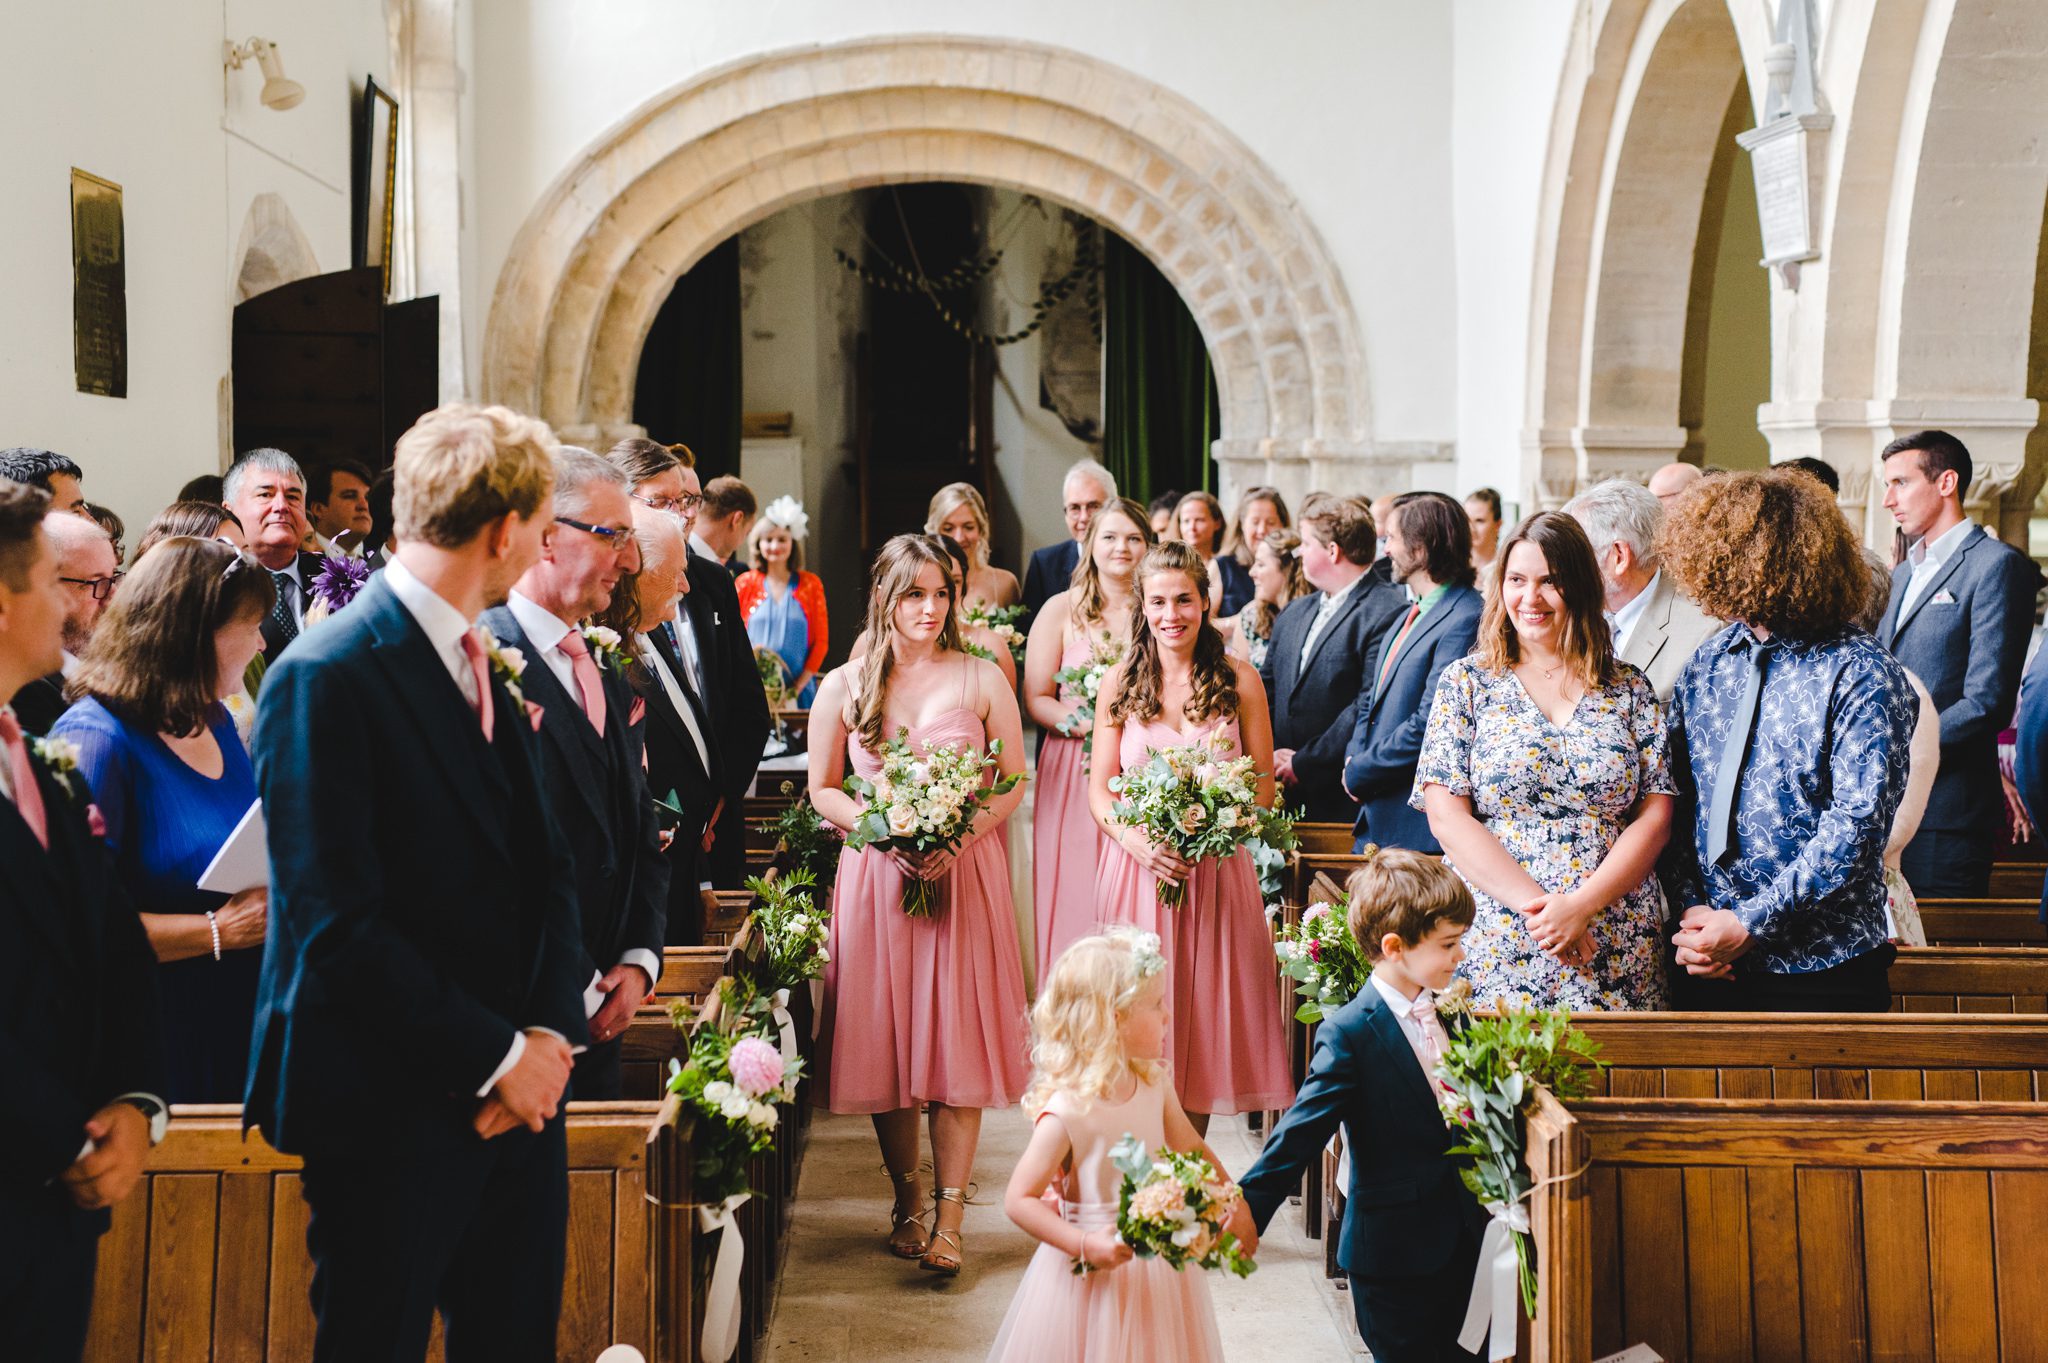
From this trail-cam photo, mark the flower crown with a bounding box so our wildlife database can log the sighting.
[762,495,810,541]
[1124,930,1167,983]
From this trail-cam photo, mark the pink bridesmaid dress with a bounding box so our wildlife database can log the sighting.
[984,1078,1227,1362]
[1034,633,1110,981]
[1094,714,1292,1115]
[816,704,1032,1113]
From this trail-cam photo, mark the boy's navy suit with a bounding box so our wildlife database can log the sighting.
[1237,983,1487,1362]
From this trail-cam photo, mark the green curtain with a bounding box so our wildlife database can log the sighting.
[632,236,743,479]
[1103,232,1219,504]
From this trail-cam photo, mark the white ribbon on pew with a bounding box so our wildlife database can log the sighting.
[769,988,799,1065]
[1457,1198,1525,1362]
[697,1192,751,1363]
[1327,1131,1351,1193]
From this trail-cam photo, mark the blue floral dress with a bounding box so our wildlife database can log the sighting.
[1410,657,1674,1010]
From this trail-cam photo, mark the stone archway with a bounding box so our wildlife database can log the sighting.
[481,36,1381,506]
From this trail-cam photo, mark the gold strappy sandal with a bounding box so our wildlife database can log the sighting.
[921,1185,968,1275]
[885,1168,931,1259]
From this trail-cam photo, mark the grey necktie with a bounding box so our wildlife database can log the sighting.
[269,572,299,644]
[1705,636,1777,866]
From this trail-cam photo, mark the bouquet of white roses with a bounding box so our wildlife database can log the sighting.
[842,730,1025,916]
[962,601,1027,666]
[1107,735,1298,908]
[1086,1136,1256,1278]
[1272,892,1372,1024]
[1053,639,1123,769]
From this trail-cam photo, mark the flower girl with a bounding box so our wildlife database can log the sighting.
[985,930,1254,1362]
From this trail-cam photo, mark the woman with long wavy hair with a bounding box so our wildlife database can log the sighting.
[1086,542,1290,1133]
[807,533,1030,1276]
[1022,497,1154,982]
[926,481,1021,612]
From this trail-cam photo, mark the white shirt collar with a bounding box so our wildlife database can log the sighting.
[1607,569,1660,645]
[688,532,719,562]
[1370,971,1424,1019]
[59,650,80,680]
[1909,517,1975,571]
[507,590,575,656]
[1318,570,1366,613]
[382,558,474,659]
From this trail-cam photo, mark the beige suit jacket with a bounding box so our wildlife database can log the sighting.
[1619,571,1721,701]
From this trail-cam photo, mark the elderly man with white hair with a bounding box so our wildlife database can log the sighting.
[1021,457,1117,622]
[1562,478,1719,699]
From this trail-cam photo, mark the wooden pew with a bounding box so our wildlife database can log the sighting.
[703,892,752,945]
[1891,945,2048,1012]
[87,1103,691,1363]
[1293,821,1356,855]
[1919,897,2048,946]
[1524,1092,2048,1361]
[1989,861,2045,898]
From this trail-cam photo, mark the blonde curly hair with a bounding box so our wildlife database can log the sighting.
[1022,930,1168,1117]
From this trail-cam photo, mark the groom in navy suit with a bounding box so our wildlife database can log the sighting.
[245,404,589,1363]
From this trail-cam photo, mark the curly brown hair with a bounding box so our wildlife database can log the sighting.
[1108,541,1239,727]
[1656,469,1870,639]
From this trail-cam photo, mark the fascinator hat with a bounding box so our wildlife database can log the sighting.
[762,495,810,542]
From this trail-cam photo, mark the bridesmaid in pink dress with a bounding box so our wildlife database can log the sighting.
[1088,542,1293,1130]
[1022,497,1154,983]
[809,533,1032,1276]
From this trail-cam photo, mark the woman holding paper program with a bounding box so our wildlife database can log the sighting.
[53,536,275,1102]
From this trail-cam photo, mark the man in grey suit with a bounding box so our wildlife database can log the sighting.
[1260,493,1407,824]
[1563,479,1719,701]
[1878,430,2042,897]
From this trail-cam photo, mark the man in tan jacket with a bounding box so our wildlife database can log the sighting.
[1563,479,1719,700]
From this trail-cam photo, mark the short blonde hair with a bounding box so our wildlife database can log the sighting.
[925,482,993,568]
[392,403,556,548]
[1023,930,1168,1117]
[1346,849,1475,961]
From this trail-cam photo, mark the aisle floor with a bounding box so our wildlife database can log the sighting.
[761,1105,1362,1361]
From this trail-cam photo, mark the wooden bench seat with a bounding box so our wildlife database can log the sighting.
[87,1103,691,1363]
[1919,897,2047,946]
[1989,861,2046,899]
[1525,1092,2048,1361]
[1891,945,2048,1012]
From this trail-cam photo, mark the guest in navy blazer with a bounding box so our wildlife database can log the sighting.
[481,448,668,1102]
[1261,494,1408,824]
[1877,430,2042,897]
[1237,851,1488,1362]
[1344,493,1483,854]
[245,404,588,1363]
[1021,459,1117,624]
[0,482,168,1363]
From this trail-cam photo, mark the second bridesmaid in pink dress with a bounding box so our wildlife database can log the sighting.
[1022,497,1155,984]
[1088,541,1293,1132]
[809,533,1032,1276]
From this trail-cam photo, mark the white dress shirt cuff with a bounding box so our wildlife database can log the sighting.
[582,968,606,1018]
[74,1091,171,1160]
[479,1032,526,1098]
[620,949,661,995]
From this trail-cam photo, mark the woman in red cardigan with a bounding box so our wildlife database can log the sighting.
[736,496,828,706]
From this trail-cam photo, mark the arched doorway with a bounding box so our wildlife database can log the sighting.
[480,36,1384,511]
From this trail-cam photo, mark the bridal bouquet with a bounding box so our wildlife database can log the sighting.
[1053,639,1122,768]
[962,601,1027,666]
[1084,1136,1256,1278]
[841,731,1024,916]
[1272,892,1371,1023]
[1107,737,1298,907]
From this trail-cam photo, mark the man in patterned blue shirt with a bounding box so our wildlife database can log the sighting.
[1656,470,1917,1011]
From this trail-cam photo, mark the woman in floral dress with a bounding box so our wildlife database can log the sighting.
[1411,511,1674,1010]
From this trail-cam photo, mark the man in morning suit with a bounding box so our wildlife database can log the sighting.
[483,449,668,1099]
[631,504,724,944]
[0,480,168,1363]
[1563,479,1719,701]
[1020,458,1117,624]
[225,448,327,669]
[244,404,588,1363]
[1261,493,1407,825]
[1343,493,1484,854]
[1877,430,2042,897]
[10,510,119,734]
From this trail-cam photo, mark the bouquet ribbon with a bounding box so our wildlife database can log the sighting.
[768,988,799,1065]
[697,1192,752,1362]
[1458,1199,1527,1360]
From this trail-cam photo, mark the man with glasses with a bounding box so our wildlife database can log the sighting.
[11,511,118,734]
[1021,459,1117,625]
[481,448,668,1100]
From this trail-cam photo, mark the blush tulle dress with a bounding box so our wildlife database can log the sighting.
[984,1077,1227,1362]
[816,702,1032,1113]
[1035,633,1111,981]
[1093,713,1292,1115]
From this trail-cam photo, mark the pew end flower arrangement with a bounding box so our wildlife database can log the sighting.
[840,729,1024,917]
[754,647,791,711]
[771,801,843,888]
[1107,735,1298,908]
[745,868,831,993]
[1432,994,1605,1316]
[1084,1136,1257,1279]
[1272,892,1371,1023]
[660,979,805,1205]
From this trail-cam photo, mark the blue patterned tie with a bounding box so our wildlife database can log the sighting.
[1706,636,1777,866]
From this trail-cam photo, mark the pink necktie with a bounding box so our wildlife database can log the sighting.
[458,630,495,743]
[0,711,49,850]
[556,630,608,735]
[1408,991,1450,1075]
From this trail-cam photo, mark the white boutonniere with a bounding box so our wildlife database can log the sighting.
[580,623,633,674]
[31,735,85,801]
[1435,975,1474,1020]
[477,626,528,705]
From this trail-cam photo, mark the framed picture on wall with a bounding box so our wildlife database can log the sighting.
[353,76,399,296]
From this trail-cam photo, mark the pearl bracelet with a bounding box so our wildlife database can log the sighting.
[206,909,222,961]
